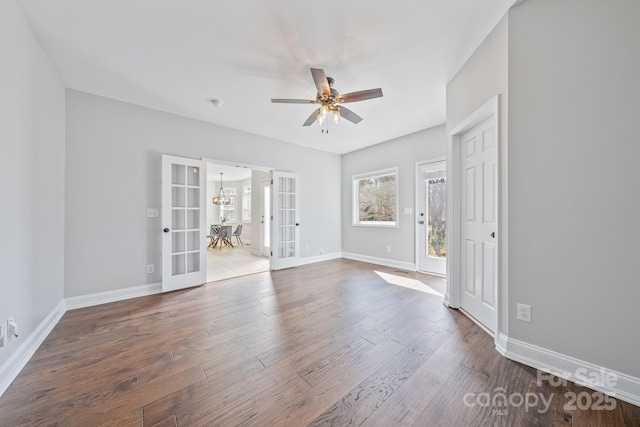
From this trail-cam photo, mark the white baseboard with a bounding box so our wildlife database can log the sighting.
[299,252,343,266]
[497,333,640,407]
[65,282,162,310]
[0,300,66,397]
[342,252,416,272]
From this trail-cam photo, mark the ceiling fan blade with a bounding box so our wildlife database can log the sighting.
[303,108,320,126]
[271,99,316,104]
[337,88,383,103]
[339,106,363,124]
[310,68,331,97]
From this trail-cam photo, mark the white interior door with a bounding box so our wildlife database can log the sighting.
[162,155,206,292]
[270,171,300,270]
[460,115,497,332]
[418,161,447,275]
[261,178,271,257]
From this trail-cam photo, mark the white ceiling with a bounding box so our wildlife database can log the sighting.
[19,0,515,154]
[206,162,252,183]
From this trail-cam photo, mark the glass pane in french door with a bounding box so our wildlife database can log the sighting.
[171,165,201,276]
[277,176,296,258]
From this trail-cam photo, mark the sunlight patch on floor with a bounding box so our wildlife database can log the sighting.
[375,271,444,297]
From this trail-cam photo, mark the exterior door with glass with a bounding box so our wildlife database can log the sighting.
[418,161,447,275]
[162,155,206,292]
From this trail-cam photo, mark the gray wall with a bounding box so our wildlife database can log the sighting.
[446,15,509,331]
[342,126,446,265]
[0,0,65,368]
[508,0,640,377]
[65,90,342,298]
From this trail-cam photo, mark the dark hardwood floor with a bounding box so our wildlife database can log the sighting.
[1,259,639,426]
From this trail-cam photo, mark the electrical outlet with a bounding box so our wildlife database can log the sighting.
[147,264,155,274]
[320,248,324,255]
[517,303,532,322]
[386,245,391,253]
[7,317,18,339]
[305,245,309,252]
[147,208,158,218]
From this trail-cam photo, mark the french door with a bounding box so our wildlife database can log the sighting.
[161,155,206,292]
[270,171,300,270]
[418,161,447,275]
[459,114,498,332]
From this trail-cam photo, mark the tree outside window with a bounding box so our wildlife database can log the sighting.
[427,177,446,258]
[353,168,398,227]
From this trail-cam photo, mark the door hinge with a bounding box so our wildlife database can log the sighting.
[271,179,273,185]
[270,251,273,256]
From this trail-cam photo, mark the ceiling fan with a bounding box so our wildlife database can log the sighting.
[271,68,383,129]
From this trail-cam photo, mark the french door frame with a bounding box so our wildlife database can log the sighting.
[447,95,502,340]
[260,178,271,257]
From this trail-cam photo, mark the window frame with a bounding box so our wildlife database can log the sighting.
[242,185,251,223]
[220,188,236,223]
[352,167,399,228]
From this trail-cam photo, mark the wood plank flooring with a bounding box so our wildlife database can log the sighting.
[1,259,639,426]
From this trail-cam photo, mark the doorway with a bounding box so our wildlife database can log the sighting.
[448,96,500,335]
[205,162,270,282]
[416,160,447,276]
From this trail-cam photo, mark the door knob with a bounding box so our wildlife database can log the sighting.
[163,228,169,233]
[418,220,425,225]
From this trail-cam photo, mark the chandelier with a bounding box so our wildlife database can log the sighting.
[212,172,230,205]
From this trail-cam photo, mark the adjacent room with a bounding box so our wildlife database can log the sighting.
[205,162,270,282]
[1,0,639,425]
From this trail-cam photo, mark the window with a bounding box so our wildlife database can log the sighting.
[220,188,236,223]
[242,185,251,222]
[353,167,398,227]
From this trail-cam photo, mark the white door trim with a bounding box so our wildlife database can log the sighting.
[414,157,446,275]
[260,178,271,257]
[447,95,501,339]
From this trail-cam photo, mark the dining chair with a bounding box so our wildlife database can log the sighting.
[207,225,218,248]
[217,225,234,249]
[232,224,243,246]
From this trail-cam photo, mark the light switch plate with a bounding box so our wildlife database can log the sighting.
[404,207,413,214]
[147,208,158,218]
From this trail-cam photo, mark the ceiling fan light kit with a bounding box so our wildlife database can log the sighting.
[271,68,383,132]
